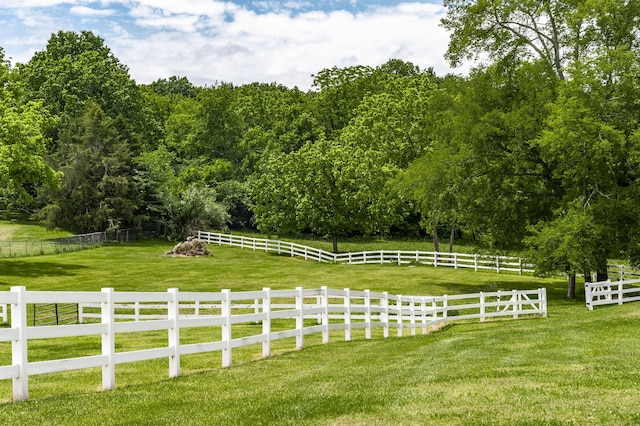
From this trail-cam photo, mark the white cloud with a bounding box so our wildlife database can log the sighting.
[0,1,77,7]
[70,6,116,17]
[0,1,458,89]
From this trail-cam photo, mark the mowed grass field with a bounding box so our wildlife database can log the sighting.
[0,235,639,425]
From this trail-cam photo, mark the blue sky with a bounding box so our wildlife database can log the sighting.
[0,1,458,89]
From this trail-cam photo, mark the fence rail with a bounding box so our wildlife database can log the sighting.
[0,286,546,401]
[197,231,535,274]
[585,279,640,310]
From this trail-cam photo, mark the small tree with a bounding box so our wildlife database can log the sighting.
[166,185,230,240]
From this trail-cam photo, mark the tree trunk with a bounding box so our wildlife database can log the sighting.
[432,227,439,252]
[332,233,338,254]
[567,273,576,300]
[596,269,608,282]
[584,270,592,283]
[448,225,455,253]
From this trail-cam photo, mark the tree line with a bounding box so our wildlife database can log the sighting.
[1,1,639,297]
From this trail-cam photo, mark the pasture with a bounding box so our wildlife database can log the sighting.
[0,237,638,425]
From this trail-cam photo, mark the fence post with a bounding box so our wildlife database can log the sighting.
[585,283,593,311]
[382,291,389,338]
[321,286,329,344]
[539,288,548,317]
[101,287,116,391]
[397,295,403,337]
[409,297,416,336]
[618,280,624,305]
[480,292,485,322]
[134,301,140,322]
[167,288,180,378]
[442,295,448,327]
[496,256,500,273]
[11,286,28,401]
[221,289,232,368]
[420,297,428,334]
[474,254,478,272]
[365,290,372,339]
[78,303,84,324]
[512,289,519,319]
[262,288,271,358]
[344,288,351,342]
[296,287,304,349]
[454,253,458,269]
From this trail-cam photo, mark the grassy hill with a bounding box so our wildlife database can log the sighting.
[0,238,638,425]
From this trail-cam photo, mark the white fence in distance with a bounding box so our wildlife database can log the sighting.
[0,286,547,401]
[584,279,640,310]
[197,231,535,274]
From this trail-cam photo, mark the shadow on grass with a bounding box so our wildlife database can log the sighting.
[0,261,89,280]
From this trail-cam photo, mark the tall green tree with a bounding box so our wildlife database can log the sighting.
[441,0,640,81]
[39,102,139,232]
[0,48,61,210]
[17,30,155,150]
[251,139,402,252]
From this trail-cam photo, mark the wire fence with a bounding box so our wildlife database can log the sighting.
[0,232,105,258]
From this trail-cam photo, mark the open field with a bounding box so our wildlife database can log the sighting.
[0,238,638,425]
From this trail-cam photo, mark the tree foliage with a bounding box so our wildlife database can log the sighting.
[39,102,139,232]
[251,139,402,252]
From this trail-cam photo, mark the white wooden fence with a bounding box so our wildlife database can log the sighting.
[585,279,640,310]
[0,286,546,401]
[197,231,535,274]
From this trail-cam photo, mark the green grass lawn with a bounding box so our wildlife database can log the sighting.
[0,238,638,425]
[0,215,72,241]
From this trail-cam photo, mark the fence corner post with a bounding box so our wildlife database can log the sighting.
[167,288,180,378]
[10,286,28,401]
[101,287,116,391]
